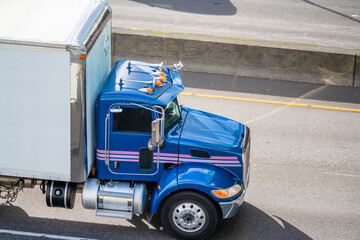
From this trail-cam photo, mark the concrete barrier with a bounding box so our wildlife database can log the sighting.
[112,28,359,87]
[355,55,360,87]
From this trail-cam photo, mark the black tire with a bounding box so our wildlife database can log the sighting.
[161,191,218,240]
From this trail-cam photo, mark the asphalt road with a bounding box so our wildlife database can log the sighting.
[1,73,359,240]
[109,0,360,49]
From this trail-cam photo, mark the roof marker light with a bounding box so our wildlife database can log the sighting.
[152,79,163,88]
[153,76,167,83]
[139,88,153,94]
[151,71,166,77]
[155,80,162,87]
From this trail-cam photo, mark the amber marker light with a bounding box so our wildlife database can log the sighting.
[79,54,87,59]
[146,88,153,94]
[211,184,242,199]
[155,80,162,87]
[212,190,228,198]
[139,88,154,94]
[151,71,166,79]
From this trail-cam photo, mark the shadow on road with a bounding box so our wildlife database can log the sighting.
[0,202,310,240]
[211,202,311,240]
[0,205,167,240]
[130,0,237,15]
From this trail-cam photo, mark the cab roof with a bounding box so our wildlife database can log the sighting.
[98,60,184,106]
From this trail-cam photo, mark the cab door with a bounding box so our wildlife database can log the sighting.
[103,104,161,181]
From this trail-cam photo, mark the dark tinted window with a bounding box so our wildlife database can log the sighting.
[139,148,153,171]
[113,108,152,134]
[164,98,181,130]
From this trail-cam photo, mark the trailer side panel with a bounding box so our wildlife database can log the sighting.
[0,45,71,181]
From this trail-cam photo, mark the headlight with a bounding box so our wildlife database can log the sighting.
[211,184,242,199]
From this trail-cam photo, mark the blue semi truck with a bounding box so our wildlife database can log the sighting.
[0,1,250,239]
[83,60,251,239]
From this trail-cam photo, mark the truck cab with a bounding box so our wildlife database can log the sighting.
[83,60,251,239]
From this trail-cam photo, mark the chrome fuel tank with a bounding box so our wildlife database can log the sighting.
[82,179,147,219]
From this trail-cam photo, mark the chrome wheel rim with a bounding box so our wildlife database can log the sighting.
[172,202,206,233]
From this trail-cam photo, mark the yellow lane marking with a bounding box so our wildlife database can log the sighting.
[180,92,360,113]
[130,29,323,51]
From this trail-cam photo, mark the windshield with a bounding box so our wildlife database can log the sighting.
[164,98,181,130]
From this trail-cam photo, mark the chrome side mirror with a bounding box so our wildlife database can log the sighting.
[173,61,183,71]
[148,119,160,150]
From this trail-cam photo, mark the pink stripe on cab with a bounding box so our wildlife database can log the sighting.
[215,164,242,167]
[211,156,238,160]
[97,149,138,155]
[180,159,239,164]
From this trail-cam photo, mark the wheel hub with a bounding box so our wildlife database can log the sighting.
[184,213,195,223]
[172,202,206,233]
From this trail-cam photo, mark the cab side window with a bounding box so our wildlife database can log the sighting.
[112,108,152,134]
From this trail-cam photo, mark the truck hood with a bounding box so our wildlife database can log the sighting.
[179,108,245,152]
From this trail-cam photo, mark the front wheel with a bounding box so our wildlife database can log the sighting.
[161,191,219,240]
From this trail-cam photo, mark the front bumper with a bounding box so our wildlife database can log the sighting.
[219,189,246,219]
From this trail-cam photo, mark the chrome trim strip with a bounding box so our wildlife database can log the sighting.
[242,127,250,154]
[98,195,104,209]
[0,39,68,50]
[49,181,54,207]
[70,57,86,182]
[83,7,111,52]
[219,190,246,219]
[242,127,251,189]
[64,182,69,209]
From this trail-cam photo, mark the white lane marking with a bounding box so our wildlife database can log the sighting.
[324,172,360,178]
[271,216,285,229]
[0,229,97,240]
[245,85,327,124]
[244,104,285,124]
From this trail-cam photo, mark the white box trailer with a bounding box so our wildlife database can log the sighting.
[0,0,112,182]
